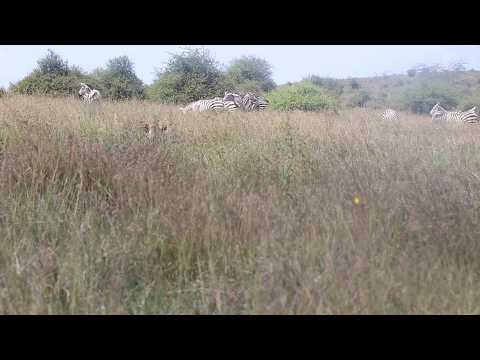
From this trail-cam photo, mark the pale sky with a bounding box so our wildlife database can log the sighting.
[1,45,480,89]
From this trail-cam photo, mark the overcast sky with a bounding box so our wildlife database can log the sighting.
[1,45,480,89]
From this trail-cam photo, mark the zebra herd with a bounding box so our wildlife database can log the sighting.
[381,104,479,124]
[180,91,269,113]
[76,84,480,125]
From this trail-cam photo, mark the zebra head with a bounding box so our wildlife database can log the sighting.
[79,83,92,98]
[430,103,446,117]
[223,91,242,105]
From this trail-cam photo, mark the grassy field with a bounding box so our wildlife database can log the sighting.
[1,95,480,314]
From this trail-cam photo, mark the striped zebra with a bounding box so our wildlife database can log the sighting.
[381,109,400,121]
[430,103,479,124]
[79,83,101,103]
[256,95,269,111]
[180,98,225,113]
[223,91,268,112]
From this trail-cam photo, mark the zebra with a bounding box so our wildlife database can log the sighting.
[381,109,400,121]
[223,91,267,112]
[256,95,269,111]
[430,103,479,124]
[222,100,239,112]
[79,83,101,103]
[180,98,225,113]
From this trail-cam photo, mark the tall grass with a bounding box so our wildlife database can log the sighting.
[1,95,480,314]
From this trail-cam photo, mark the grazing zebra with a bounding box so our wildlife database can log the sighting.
[381,109,400,121]
[180,98,225,113]
[79,83,101,103]
[430,103,479,124]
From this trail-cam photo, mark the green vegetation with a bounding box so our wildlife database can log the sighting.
[7,49,480,114]
[92,56,146,100]
[267,81,339,112]
[10,49,103,97]
[225,55,276,93]
[147,48,227,104]
[302,64,480,113]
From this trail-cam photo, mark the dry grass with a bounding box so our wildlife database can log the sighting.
[1,95,480,314]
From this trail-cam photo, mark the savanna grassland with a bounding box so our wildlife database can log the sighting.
[1,95,480,314]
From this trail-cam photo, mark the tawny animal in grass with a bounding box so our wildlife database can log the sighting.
[144,123,168,139]
[79,83,101,103]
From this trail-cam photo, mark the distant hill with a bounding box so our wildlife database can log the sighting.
[301,67,480,114]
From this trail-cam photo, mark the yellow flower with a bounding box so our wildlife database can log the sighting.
[353,196,360,205]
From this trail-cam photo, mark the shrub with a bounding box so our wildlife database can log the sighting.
[346,90,371,108]
[92,56,145,101]
[10,49,103,98]
[350,79,360,89]
[394,82,459,114]
[10,72,104,98]
[266,81,339,112]
[148,48,225,104]
[225,56,276,93]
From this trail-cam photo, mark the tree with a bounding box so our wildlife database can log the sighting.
[347,90,371,108]
[407,69,417,77]
[93,56,145,100]
[350,78,360,89]
[148,48,226,104]
[225,56,276,93]
[37,49,69,76]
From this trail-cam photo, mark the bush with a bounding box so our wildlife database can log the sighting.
[303,75,344,96]
[148,48,226,104]
[10,49,103,98]
[10,71,104,98]
[394,82,459,114]
[92,56,145,101]
[266,81,339,112]
[225,56,276,93]
[350,79,360,89]
[347,90,371,108]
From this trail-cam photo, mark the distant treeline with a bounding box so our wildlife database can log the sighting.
[3,49,479,114]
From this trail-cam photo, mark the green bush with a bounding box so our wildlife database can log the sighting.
[303,75,344,96]
[225,56,276,93]
[10,71,104,98]
[266,81,339,112]
[346,90,371,108]
[10,49,104,98]
[92,56,145,101]
[393,81,459,114]
[148,48,226,104]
